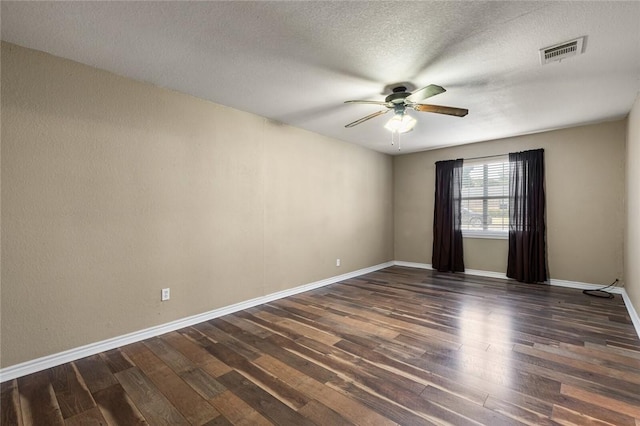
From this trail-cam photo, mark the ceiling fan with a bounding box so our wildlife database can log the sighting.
[344,84,468,132]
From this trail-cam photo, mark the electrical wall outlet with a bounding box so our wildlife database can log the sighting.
[161,288,170,301]
[336,258,341,267]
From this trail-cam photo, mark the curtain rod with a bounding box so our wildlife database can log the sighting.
[437,149,543,164]
[462,153,507,161]
[463,148,543,162]
[435,153,505,165]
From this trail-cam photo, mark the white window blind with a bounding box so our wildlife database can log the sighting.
[461,156,509,237]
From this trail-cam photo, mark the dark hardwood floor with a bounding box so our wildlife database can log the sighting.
[3,266,640,425]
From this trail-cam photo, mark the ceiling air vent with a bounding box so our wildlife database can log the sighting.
[539,37,585,65]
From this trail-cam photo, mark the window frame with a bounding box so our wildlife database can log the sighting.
[460,156,509,240]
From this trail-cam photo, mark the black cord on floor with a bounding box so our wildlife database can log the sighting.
[582,279,618,299]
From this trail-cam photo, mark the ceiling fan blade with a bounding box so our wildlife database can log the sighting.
[344,109,389,128]
[406,84,446,103]
[344,100,390,106]
[413,104,468,117]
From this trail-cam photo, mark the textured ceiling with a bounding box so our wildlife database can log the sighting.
[2,1,639,154]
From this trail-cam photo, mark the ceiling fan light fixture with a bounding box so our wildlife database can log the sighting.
[384,113,416,133]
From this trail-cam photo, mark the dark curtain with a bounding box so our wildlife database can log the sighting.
[507,149,547,283]
[432,159,465,272]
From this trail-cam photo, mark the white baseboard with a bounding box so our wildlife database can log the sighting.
[547,277,623,294]
[621,290,640,339]
[393,261,433,270]
[0,261,394,383]
[464,268,509,280]
[395,261,508,280]
[392,261,639,338]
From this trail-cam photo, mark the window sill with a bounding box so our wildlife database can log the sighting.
[462,231,508,240]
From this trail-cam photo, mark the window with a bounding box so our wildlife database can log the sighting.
[461,156,509,238]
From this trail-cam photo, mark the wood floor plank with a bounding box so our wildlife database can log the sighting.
[171,329,235,377]
[100,348,134,374]
[124,342,221,425]
[483,394,555,425]
[223,312,274,338]
[561,383,640,419]
[208,390,272,426]
[114,367,189,425]
[93,383,147,425]
[297,399,353,425]
[509,346,640,403]
[64,406,108,426]
[204,340,311,410]
[328,378,444,425]
[586,341,640,359]
[551,404,614,426]
[420,384,521,426]
[201,415,234,426]
[535,342,640,377]
[179,367,227,400]
[74,355,118,393]
[253,352,401,426]
[0,380,23,426]
[216,370,315,425]
[298,336,427,396]
[253,353,316,388]
[17,370,65,426]
[49,362,96,419]
[561,341,640,367]
[295,374,398,426]
[155,368,221,425]
[515,343,640,385]
[229,312,341,383]
[273,316,342,346]
[161,330,214,363]
[4,266,639,426]
[143,337,195,374]
[552,392,638,426]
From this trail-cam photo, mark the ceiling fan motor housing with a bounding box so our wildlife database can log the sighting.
[385,86,411,104]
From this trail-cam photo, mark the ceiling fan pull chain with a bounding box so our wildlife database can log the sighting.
[390,131,402,150]
[391,131,402,147]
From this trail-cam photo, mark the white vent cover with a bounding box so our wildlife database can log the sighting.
[539,37,585,64]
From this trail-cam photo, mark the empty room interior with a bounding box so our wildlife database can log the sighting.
[2,2,640,425]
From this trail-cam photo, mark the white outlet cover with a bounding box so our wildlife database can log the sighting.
[161,288,170,301]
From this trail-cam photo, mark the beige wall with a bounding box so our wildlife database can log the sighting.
[0,43,394,367]
[395,120,626,284]
[625,94,640,318]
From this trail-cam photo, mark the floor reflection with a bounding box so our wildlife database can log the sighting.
[456,303,513,388]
